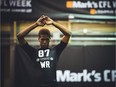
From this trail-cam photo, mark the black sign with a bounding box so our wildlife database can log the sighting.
[1,0,116,21]
[14,45,115,87]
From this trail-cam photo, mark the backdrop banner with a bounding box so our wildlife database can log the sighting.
[1,0,115,21]
[13,45,115,87]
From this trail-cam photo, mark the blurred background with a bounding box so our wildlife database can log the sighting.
[1,0,116,87]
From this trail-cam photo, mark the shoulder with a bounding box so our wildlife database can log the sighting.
[53,41,67,50]
[57,41,68,47]
[19,42,36,51]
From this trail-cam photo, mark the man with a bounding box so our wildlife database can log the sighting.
[17,15,71,87]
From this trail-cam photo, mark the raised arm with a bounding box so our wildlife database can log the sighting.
[17,15,46,45]
[45,17,71,43]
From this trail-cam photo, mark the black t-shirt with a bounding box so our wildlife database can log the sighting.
[20,41,67,85]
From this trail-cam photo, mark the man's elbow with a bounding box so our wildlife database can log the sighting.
[69,31,72,36]
[67,31,72,37]
[17,33,23,40]
[17,33,20,39]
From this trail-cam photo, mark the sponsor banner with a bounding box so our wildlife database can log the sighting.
[1,0,32,13]
[56,69,116,82]
[1,0,115,21]
[13,45,115,87]
[66,0,116,15]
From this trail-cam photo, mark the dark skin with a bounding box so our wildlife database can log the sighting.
[38,34,50,49]
[17,15,71,48]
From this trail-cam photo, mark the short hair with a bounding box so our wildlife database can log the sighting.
[38,28,51,38]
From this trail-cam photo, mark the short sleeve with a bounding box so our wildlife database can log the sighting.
[20,43,36,59]
[54,41,67,58]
